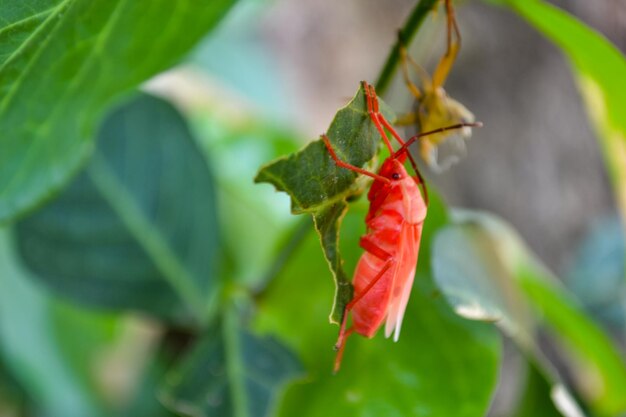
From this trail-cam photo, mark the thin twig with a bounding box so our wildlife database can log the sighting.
[375,0,440,95]
[257,0,441,297]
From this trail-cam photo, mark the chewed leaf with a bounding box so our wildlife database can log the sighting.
[255,85,394,214]
[255,84,395,324]
[312,202,352,324]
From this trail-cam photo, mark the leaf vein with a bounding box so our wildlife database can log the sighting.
[0,0,75,102]
[0,0,128,201]
[0,6,57,37]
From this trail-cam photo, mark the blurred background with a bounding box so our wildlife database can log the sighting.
[160,0,625,272]
[2,0,626,416]
[154,1,626,413]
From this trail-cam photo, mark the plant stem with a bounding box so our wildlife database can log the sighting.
[375,0,440,95]
[254,216,312,299]
[257,0,441,309]
[222,306,247,417]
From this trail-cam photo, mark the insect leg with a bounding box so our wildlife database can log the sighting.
[363,81,395,153]
[432,0,461,88]
[333,327,354,373]
[321,134,390,183]
[400,47,424,100]
[359,236,392,261]
[335,259,394,343]
[335,238,393,349]
[394,112,419,127]
[398,32,431,98]
[334,257,394,372]
[347,256,394,312]
[364,82,407,148]
[366,82,427,189]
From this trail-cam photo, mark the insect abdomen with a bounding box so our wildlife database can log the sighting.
[351,251,397,338]
[351,179,425,339]
[352,203,405,337]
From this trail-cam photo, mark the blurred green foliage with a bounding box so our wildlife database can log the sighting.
[0,0,626,417]
[0,0,236,223]
[566,217,626,327]
[15,94,220,323]
[255,196,501,417]
[433,212,626,416]
[161,315,302,417]
[513,362,563,417]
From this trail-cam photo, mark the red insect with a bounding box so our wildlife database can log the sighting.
[322,82,480,372]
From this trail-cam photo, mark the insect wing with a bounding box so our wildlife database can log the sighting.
[427,132,468,173]
[352,251,395,338]
[384,222,422,341]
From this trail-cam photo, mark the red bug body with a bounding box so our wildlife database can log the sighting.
[323,81,480,372]
[351,156,426,341]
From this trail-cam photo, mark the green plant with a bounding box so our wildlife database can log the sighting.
[1,1,625,416]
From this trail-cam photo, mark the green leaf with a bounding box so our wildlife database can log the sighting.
[0,0,236,223]
[312,201,352,323]
[487,0,626,224]
[432,211,626,416]
[519,262,626,416]
[255,85,392,214]
[513,361,564,417]
[0,353,30,415]
[255,84,394,324]
[15,93,220,323]
[276,284,500,417]
[0,229,110,417]
[566,216,626,327]
[120,355,180,417]
[432,215,535,345]
[255,197,501,417]
[160,310,302,417]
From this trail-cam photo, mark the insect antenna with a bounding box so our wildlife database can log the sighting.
[388,138,429,205]
[393,122,482,160]
[393,121,482,204]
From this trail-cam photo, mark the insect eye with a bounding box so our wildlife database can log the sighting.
[392,173,401,180]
